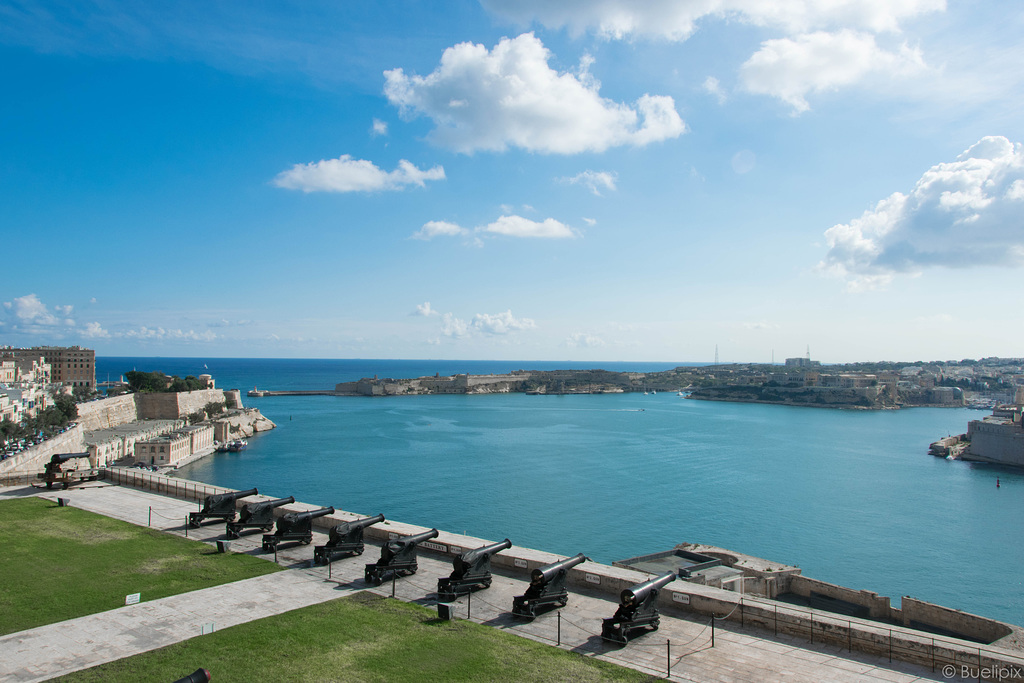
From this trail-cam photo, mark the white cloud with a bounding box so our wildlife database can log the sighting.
[739,30,925,113]
[481,1,944,40]
[481,215,578,239]
[411,220,467,240]
[566,332,605,348]
[412,302,440,317]
[273,155,445,193]
[703,76,726,104]
[560,170,617,196]
[582,217,597,226]
[440,309,536,338]
[732,150,756,174]
[819,136,1024,291]
[441,313,470,338]
[2,294,71,328]
[371,118,388,136]
[122,327,218,342]
[383,33,685,154]
[81,321,110,338]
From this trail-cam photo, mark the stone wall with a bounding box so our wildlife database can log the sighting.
[136,389,236,420]
[903,597,1013,643]
[75,394,139,430]
[965,420,1024,467]
[0,425,87,475]
[788,575,893,619]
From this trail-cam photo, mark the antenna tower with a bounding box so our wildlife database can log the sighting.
[715,344,719,365]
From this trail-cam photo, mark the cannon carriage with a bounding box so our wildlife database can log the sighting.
[225,496,294,539]
[437,538,511,601]
[313,514,385,565]
[40,453,97,490]
[511,553,587,618]
[262,506,335,551]
[601,571,677,644]
[364,528,439,585]
[188,488,258,528]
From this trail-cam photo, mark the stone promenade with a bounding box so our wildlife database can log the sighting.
[0,483,975,682]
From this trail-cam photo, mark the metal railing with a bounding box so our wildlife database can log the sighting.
[727,596,1024,681]
[101,467,228,503]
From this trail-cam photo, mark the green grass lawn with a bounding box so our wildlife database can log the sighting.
[0,497,281,635]
[54,592,654,683]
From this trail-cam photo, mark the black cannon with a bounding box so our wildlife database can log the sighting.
[313,513,385,565]
[511,553,587,617]
[188,488,258,527]
[601,571,677,645]
[364,528,439,585]
[437,538,512,601]
[41,452,96,489]
[262,505,335,551]
[225,496,295,539]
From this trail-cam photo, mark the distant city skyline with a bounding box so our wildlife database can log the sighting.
[2,1,1023,363]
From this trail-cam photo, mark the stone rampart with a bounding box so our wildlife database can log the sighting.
[0,425,87,475]
[100,469,1024,673]
[902,596,1013,643]
[136,389,236,420]
[788,575,893,619]
[75,394,139,430]
[965,420,1024,467]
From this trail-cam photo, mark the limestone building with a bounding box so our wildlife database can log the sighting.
[0,346,95,388]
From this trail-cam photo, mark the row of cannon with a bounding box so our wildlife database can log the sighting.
[188,487,678,645]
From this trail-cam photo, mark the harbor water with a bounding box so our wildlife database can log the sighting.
[98,357,1024,626]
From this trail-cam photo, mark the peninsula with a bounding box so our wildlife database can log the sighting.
[247,356,1024,410]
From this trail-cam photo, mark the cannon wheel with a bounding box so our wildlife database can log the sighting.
[482,579,492,588]
[651,618,660,631]
[557,597,568,607]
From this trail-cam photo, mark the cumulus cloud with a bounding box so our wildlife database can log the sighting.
[371,118,388,136]
[273,155,445,193]
[412,302,440,317]
[560,170,617,196]
[2,294,73,329]
[481,215,578,239]
[566,332,605,348]
[412,215,578,241]
[383,33,685,154]
[481,0,944,40]
[440,309,536,338]
[703,76,727,104]
[739,30,925,112]
[81,321,110,338]
[123,327,218,342]
[412,220,467,240]
[819,136,1024,291]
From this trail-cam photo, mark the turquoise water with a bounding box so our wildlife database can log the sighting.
[98,358,1024,626]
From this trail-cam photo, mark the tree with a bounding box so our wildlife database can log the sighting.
[54,394,78,422]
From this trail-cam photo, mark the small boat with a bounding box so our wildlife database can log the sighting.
[216,439,248,453]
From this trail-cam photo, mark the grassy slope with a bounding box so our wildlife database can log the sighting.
[0,497,281,635]
[55,593,653,683]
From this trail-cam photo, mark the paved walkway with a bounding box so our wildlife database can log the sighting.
[0,483,974,682]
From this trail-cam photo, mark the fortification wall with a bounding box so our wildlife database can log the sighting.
[0,425,87,475]
[136,389,234,420]
[903,597,1013,643]
[788,575,892,619]
[965,420,1024,467]
[75,394,139,430]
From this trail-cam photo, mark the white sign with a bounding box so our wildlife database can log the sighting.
[125,593,141,605]
[514,558,528,569]
[448,545,463,555]
[421,541,447,553]
[672,592,690,605]
[389,532,400,540]
[585,573,601,585]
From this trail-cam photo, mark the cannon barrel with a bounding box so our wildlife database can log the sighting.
[286,506,335,523]
[49,452,90,466]
[397,528,439,546]
[206,487,258,506]
[330,514,385,540]
[458,538,512,568]
[532,553,587,584]
[621,572,676,605]
[248,496,295,511]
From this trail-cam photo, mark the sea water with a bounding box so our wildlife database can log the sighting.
[97,357,1024,626]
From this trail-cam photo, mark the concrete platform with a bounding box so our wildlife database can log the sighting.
[0,483,983,682]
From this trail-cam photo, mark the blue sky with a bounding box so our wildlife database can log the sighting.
[2,0,1023,363]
